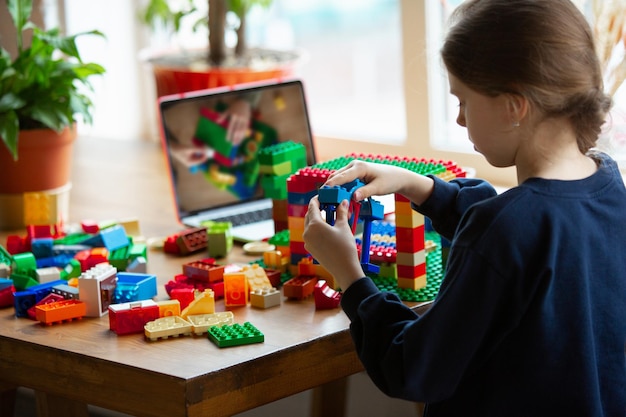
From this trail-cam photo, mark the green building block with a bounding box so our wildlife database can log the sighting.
[202,221,234,258]
[368,231,445,303]
[268,229,290,247]
[11,272,39,291]
[0,245,12,268]
[60,259,82,280]
[207,322,264,348]
[12,252,37,276]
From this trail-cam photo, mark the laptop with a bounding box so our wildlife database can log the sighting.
[158,79,317,242]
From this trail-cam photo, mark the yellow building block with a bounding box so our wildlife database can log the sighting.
[181,289,215,318]
[397,275,427,291]
[156,299,181,317]
[244,264,273,294]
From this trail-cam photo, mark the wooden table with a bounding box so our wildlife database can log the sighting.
[0,137,425,417]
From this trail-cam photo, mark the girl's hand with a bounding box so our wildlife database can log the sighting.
[325,160,434,205]
[303,197,365,291]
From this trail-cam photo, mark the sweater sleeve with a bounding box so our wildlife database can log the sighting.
[340,243,525,403]
[413,176,497,240]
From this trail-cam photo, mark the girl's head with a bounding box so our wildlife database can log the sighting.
[441,0,612,154]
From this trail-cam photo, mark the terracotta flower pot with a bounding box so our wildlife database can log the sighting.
[0,125,77,194]
[143,47,300,98]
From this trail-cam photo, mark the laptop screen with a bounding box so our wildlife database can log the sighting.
[158,79,316,222]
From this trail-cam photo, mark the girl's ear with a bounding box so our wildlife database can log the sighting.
[507,94,529,126]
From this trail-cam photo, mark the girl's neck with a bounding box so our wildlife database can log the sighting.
[515,117,597,184]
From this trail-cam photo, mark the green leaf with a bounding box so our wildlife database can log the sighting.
[0,110,19,160]
[0,92,26,113]
[7,0,33,42]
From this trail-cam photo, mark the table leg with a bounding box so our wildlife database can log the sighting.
[311,377,348,417]
[0,382,17,417]
[34,391,89,417]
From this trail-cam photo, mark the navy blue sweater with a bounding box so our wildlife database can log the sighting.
[341,153,626,416]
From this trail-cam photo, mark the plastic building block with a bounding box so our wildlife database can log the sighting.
[126,256,148,273]
[170,287,195,310]
[242,264,272,294]
[74,248,109,271]
[180,289,216,318]
[81,224,129,252]
[283,275,318,300]
[81,220,100,234]
[263,268,283,288]
[156,299,181,317]
[163,227,208,255]
[144,316,193,341]
[297,257,316,277]
[113,272,158,304]
[51,283,80,299]
[0,280,15,308]
[182,259,225,283]
[35,299,87,325]
[187,311,234,335]
[314,280,342,310]
[78,263,118,317]
[207,322,264,348]
[12,279,67,317]
[108,300,160,335]
[223,270,249,307]
[204,221,233,258]
[35,266,61,284]
[12,252,37,275]
[60,259,82,280]
[26,293,65,319]
[250,287,281,309]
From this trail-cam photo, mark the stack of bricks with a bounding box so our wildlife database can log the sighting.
[287,154,465,291]
[285,167,332,279]
[258,141,308,232]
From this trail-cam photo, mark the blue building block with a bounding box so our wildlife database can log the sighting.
[13,279,67,318]
[112,272,157,303]
[31,238,54,258]
[81,225,129,252]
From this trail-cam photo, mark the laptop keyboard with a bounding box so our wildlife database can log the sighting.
[211,207,272,227]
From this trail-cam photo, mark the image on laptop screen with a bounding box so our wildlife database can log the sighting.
[158,79,316,241]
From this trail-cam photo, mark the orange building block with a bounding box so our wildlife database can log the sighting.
[35,300,87,325]
[223,271,249,307]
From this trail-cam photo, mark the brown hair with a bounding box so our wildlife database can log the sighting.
[441,0,612,153]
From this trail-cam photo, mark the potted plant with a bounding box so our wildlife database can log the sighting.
[0,0,105,227]
[140,0,300,97]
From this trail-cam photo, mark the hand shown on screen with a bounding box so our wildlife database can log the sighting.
[217,99,253,146]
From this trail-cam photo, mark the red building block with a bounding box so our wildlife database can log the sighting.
[314,280,341,310]
[108,300,160,335]
[170,287,196,310]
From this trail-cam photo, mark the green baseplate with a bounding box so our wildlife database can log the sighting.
[254,231,445,303]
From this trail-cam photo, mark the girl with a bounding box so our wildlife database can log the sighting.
[303,0,626,416]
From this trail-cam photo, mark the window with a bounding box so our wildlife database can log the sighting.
[424,0,626,169]
[246,0,406,144]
